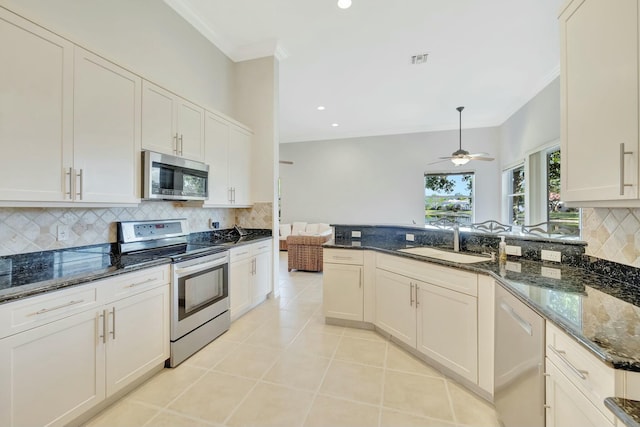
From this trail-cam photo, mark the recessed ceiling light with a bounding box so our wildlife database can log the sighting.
[331,123,339,127]
[317,106,325,111]
[337,0,352,9]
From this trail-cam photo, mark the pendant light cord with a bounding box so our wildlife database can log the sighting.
[457,106,464,151]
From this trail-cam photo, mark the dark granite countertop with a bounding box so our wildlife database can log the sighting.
[605,398,640,427]
[0,229,272,305]
[325,236,640,372]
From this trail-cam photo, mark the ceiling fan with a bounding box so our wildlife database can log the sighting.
[431,106,495,166]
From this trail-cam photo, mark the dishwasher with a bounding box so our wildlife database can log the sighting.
[494,285,545,427]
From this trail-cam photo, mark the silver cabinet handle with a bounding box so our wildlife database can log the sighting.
[28,299,85,316]
[173,133,179,155]
[410,283,414,306]
[64,167,73,199]
[125,277,157,288]
[548,345,588,379]
[620,143,633,195]
[358,268,362,288]
[76,169,84,200]
[228,187,233,203]
[415,284,419,307]
[100,310,107,344]
[109,307,116,340]
[179,134,184,156]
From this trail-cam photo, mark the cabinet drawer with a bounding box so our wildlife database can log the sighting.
[107,265,170,301]
[250,240,272,256]
[324,249,364,265]
[0,285,99,338]
[376,253,477,296]
[230,246,252,262]
[546,322,615,423]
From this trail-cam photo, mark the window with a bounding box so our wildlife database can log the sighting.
[424,172,474,225]
[546,149,580,235]
[503,144,580,237]
[505,165,525,225]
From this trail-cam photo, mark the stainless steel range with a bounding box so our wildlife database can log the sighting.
[117,218,230,367]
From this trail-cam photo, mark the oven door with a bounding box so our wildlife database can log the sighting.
[171,251,229,340]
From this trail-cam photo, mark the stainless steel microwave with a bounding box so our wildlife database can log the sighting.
[142,150,209,201]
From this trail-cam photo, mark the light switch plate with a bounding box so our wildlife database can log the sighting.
[406,233,415,241]
[505,245,521,256]
[351,230,361,238]
[541,250,562,262]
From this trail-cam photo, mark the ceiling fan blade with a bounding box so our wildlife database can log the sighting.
[428,159,450,165]
[438,156,455,160]
[470,156,495,161]
[467,152,491,157]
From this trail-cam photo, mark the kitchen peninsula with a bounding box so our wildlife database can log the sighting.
[323,224,640,427]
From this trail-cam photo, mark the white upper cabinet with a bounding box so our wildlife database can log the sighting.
[203,110,253,207]
[560,0,640,204]
[73,47,141,204]
[141,81,204,161]
[0,8,73,202]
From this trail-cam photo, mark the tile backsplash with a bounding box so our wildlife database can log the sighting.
[0,202,273,256]
[582,208,640,267]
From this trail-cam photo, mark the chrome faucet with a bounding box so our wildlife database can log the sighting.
[452,223,460,252]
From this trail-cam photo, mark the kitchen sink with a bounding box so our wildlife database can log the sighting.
[398,247,491,264]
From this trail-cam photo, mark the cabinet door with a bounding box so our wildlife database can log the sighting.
[252,250,272,301]
[141,81,177,156]
[230,257,252,320]
[73,48,141,203]
[561,0,638,202]
[229,125,252,206]
[323,263,363,322]
[0,8,73,202]
[374,269,416,347]
[545,359,614,427]
[416,283,477,383]
[0,309,105,427]
[204,112,231,205]
[105,285,169,396]
[176,98,204,161]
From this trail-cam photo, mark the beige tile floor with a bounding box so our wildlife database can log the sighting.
[85,252,500,427]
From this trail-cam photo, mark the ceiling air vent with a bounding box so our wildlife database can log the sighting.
[410,53,429,65]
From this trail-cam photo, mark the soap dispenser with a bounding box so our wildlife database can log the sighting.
[498,236,507,263]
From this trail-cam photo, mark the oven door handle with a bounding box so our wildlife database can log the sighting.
[174,258,227,276]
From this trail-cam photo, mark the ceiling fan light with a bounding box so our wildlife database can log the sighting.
[337,0,352,9]
[451,157,470,166]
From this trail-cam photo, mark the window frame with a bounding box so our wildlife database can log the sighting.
[503,140,581,237]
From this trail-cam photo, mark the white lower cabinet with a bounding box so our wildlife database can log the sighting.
[229,241,273,320]
[0,265,170,427]
[323,249,367,322]
[0,309,105,427]
[374,269,415,346]
[374,265,478,383]
[416,283,477,382]
[323,263,364,321]
[545,358,614,427]
[105,284,169,396]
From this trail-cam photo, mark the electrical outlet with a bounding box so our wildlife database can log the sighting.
[406,233,415,242]
[57,225,69,241]
[505,245,521,256]
[351,241,361,247]
[351,230,361,238]
[541,249,562,262]
[541,266,562,279]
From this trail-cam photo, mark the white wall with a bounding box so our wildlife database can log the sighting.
[500,77,560,167]
[0,0,236,115]
[279,127,501,225]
